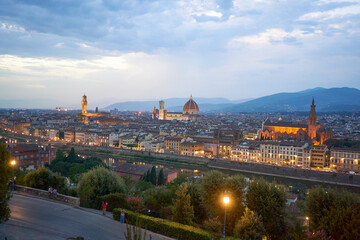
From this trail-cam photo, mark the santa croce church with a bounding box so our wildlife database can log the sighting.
[258,98,331,144]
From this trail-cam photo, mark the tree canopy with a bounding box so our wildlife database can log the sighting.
[233,207,266,240]
[200,170,245,234]
[172,184,194,225]
[246,178,287,240]
[50,148,106,183]
[307,186,360,239]
[78,166,126,209]
[24,166,67,192]
[0,143,12,223]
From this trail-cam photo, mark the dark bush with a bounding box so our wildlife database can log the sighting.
[24,166,67,193]
[102,192,127,212]
[113,208,213,240]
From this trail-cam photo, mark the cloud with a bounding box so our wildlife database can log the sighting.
[299,5,360,21]
[229,28,322,47]
[195,10,223,18]
[0,54,131,79]
[318,0,360,5]
[24,84,46,88]
[55,42,64,48]
[0,22,25,32]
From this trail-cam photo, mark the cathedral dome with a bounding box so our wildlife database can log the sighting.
[183,95,199,115]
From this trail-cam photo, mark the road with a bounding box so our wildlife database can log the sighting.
[0,194,170,240]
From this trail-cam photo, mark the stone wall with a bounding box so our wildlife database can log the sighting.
[15,185,80,207]
[209,160,360,187]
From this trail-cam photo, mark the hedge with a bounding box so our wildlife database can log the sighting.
[102,192,127,212]
[113,208,213,240]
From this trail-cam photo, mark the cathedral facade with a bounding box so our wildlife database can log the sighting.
[152,95,200,121]
[258,98,331,144]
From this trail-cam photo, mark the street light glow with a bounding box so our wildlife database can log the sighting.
[11,160,16,166]
[224,196,229,204]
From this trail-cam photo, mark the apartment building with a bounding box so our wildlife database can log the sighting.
[330,148,360,172]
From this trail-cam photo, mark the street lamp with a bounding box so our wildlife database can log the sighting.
[10,159,16,182]
[222,195,230,238]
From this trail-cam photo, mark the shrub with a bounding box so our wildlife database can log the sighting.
[103,192,127,212]
[113,209,213,240]
[203,216,222,235]
[233,207,266,240]
[24,166,67,192]
[78,167,126,209]
[127,196,145,213]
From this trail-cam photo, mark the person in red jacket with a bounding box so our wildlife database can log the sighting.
[102,201,108,215]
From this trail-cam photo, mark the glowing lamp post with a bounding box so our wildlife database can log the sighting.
[10,159,16,179]
[222,195,230,238]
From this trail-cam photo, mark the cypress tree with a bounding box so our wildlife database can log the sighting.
[150,166,157,185]
[145,169,151,182]
[158,168,164,185]
[173,184,194,225]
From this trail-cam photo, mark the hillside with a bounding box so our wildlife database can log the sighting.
[225,87,360,112]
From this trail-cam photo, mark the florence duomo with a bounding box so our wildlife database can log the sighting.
[1,0,360,239]
[152,95,201,121]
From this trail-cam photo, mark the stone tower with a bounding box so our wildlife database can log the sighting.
[308,97,317,140]
[82,94,87,114]
[159,100,165,120]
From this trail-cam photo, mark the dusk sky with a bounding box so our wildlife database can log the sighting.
[0,0,360,107]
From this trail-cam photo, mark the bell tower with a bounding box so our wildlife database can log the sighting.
[82,94,87,114]
[159,100,165,120]
[308,97,317,139]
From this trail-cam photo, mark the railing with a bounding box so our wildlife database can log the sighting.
[15,185,80,207]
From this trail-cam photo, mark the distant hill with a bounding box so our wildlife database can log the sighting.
[105,97,251,112]
[225,87,360,112]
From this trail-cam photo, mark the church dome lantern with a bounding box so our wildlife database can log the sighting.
[183,95,199,115]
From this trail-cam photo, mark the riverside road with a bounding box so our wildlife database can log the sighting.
[0,194,170,240]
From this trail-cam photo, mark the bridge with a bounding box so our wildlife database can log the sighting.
[0,194,170,240]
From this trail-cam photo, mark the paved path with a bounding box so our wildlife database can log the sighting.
[0,194,171,240]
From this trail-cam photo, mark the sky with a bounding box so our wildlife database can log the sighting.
[0,0,360,108]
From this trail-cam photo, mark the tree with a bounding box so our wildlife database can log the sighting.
[145,169,151,182]
[187,180,207,224]
[246,179,287,240]
[67,147,77,162]
[150,166,157,185]
[158,168,164,185]
[233,207,266,240]
[55,149,65,161]
[78,166,126,209]
[50,149,105,183]
[173,184,194,225]
[200,171,245,234]
[0,143,12,223]
[307,186,360,239]
[24,166,67,192]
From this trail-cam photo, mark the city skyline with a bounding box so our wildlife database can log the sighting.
[1,0,360,107]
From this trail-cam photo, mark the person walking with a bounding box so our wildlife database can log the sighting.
[120,209,125,223]
[48,187,53,198]
[102,201,108,215]
[52,189,58,199]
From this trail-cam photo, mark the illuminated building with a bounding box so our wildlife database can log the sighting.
[180,141,204,157]
[258,98,331,144]
[152,95,200,121]
[82,94,87,114]
[164,137,183,154]
[330,148,360,172]
[310,145,328,167]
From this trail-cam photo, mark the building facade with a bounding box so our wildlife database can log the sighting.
[330,148,360,172]
[258,98,331,144]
